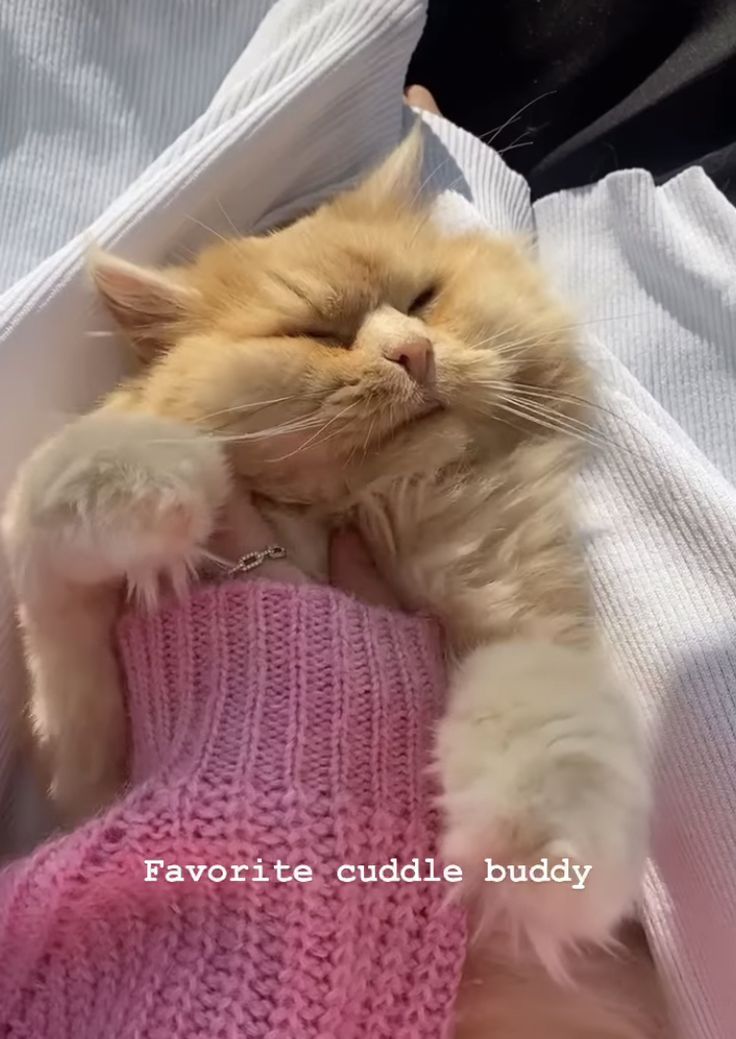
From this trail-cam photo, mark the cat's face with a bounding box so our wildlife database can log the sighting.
[96,130,587,503]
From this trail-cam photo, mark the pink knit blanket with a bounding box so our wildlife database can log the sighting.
[0,580,465,1038]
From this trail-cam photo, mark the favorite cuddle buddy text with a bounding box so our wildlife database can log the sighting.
[143,856,593,889]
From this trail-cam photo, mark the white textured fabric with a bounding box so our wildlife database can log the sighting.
[0,2,734,1037]
[535,177,736,1039]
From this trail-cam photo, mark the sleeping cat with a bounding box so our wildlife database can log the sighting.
[2,128,664,1035]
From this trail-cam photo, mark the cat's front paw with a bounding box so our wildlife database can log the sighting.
[4,409,231,606]
[437,640,649,971]
[3,410,231,823]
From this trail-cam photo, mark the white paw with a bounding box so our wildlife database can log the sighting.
[4,410,231,607]
[436,640,649,973]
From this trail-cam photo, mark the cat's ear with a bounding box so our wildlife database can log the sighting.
[339,123,424,214]
[90,251,200,362]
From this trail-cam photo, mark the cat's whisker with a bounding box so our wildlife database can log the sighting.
[182,211,253,261]
[267,427,341,464]
[473,369,653,449]
[194,395,301,424]
[491,382,651,443]
[467,314,573,354]
[168,245,199,264]
[361,416,376,458]
[476,327,583,362]
[575,310,652,328]
[467,323,527,353]
[498,394,615,447]
[294,400,359,452]
[501,126,534,152]
[467,311,652,354]
[406,208,436,248]
[305,421,358,460]
[478,331,567,357]
[213,197,242,239]
[209,415,326,445]
[409,92,554,209]
[142,415,325,449]
[343,439,360,470]
[491,411,530,440]
[495,400,604,450]
[409,150,458,209]
[199,548,234,571]
[182,214,231,245]
[497,140,535,157]
[436,91,557,200]
[478,90,558,149]
[266,401,359,462]
[497,395,650,461]
[487,382,591,405]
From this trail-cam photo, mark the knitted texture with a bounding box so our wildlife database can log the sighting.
[0,580,465,1038]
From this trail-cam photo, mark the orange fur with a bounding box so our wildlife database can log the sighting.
[3,128,668,1036]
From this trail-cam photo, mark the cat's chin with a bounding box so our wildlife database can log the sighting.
[379,398,445,441]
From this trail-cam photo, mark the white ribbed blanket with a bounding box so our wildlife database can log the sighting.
[0,2,734,1035]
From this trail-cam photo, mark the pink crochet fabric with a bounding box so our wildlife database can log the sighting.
[0,580,466,1038]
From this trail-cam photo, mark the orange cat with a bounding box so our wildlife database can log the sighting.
[2,129,667,1036]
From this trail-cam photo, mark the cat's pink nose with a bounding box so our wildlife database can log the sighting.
[384,337,434,384]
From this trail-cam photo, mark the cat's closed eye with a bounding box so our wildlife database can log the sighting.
[295,329,347,348]
[408,285,437,314]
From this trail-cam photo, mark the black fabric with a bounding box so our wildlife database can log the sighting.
[407,0,736,202]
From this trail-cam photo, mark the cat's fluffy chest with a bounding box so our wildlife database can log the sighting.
[255,454,503,646]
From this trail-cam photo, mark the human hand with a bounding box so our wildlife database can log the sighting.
[210,490,401,609]
[404,85,441,115]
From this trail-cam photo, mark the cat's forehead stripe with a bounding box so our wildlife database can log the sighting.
[265,264,378,322]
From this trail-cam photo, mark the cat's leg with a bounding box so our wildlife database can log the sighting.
[436,637,649,972]
[2,410,230,824]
